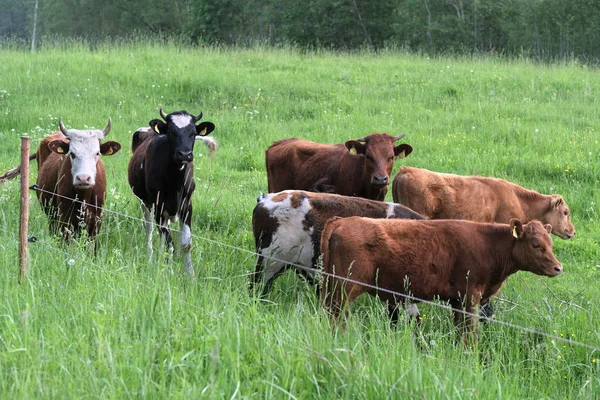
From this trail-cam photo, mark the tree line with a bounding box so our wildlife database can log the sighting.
[2,0,600,62]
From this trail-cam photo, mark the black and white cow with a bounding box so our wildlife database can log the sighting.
[128,109,216,276]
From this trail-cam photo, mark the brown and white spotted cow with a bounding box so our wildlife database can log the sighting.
[0,118,121,250]
[251,190,423,301]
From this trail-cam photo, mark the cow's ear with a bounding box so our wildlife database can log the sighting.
[48,140,69,155]
[509,218,524,239]
[551,195,564,209]
[150,119,166,134]
[196,121,215,136]
[544,224,552,234]
[394,144,413,159]
[100,141,122,156]
[345,140,367,155]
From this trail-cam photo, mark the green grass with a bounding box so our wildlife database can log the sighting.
[0,42,599,398]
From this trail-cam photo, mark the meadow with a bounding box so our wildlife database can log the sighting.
[0,41,599,399]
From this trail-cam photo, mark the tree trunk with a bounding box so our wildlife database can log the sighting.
[30,0,38,53]
[424,0,432,48]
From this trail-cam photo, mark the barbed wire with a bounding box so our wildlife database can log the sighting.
[9,184,600,352]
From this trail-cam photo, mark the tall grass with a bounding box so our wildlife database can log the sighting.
[0,42,598,398]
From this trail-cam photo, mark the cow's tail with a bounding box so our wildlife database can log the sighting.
[196,136,218,157]
[320,216,344,308]
[0,153,37,183]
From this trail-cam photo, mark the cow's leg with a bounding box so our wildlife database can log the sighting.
[155,211,174,268]
[388,299,419,327]
[451,296,479,345]
[249,254,266,295]
[406,303,421,323]
[255,257,287,297]
[387,301,401,327]
[140,202,154,259]
[180,205,194,278]
[479,299,495,320]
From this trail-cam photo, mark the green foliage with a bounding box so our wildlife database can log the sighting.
[0,43,599,398]
[4,0,600,61]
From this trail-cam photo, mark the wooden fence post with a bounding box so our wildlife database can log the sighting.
[18,136,31,284]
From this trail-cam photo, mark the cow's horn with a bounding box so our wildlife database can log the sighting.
[102,117,112,136]
[355,137,366,142]
[393,133,407,141]
[192,111,203,122]
[159,108,168,120]
[59,117,69,136]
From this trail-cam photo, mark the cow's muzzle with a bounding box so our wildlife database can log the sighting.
[372,175,389,186]
[74,174,94,189]
[174,150,193,163]
[548,264,563,276]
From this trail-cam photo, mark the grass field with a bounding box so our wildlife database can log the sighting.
[0,41,599,398]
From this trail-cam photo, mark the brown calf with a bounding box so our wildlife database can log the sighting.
[393,166,575,239]
[266,133,413,201]
[321,217,562,340]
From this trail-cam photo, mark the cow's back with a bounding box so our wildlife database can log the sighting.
[393,167,523,222]
[266,138,346,193]
[322,218,503,302]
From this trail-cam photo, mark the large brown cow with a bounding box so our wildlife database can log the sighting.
[1,118,121,250]
[251,190,423,301]
[128,109,216,277]
[392,166,576,239]
[320,217,562,341]
[266,133,413,201]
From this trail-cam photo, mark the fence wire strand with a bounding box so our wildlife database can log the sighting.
[10,185,600,352]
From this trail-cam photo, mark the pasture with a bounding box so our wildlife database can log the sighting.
[0,41,599,398]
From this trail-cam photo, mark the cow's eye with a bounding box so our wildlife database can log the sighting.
[564,211,569,216]
[70,153,76,159]
[366,154,375,162]
[96,152,100,156]
[531,241,540,249]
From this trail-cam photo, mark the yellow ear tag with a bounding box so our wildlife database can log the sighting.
[57,147,64,154]
[397,150,405,159]
[512,226,518,239]
[153,125,160,133]
[107,147,114,155]
[198,127,207,136]
[349,146,357,155]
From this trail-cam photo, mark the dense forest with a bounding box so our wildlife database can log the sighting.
[2,0,600,61]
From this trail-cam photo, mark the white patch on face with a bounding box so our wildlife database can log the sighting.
[64,129,103,187]
[386,202,396,218]
[258,191,316,279]
[171,114,193,129]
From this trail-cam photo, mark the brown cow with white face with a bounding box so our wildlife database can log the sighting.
[1,118,121,250]
[392,166,576,240]
[320,217,562,341]
[266,133,413,201]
